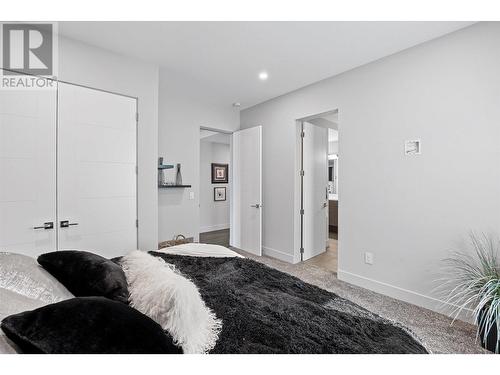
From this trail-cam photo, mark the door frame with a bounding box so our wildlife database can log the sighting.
[199,126,234,245]
[294,109,338,263]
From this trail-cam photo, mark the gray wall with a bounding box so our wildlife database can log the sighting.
[200,141,230,232]
[240,22,500,316]
[59,36,159,251]
[158,69,239,243]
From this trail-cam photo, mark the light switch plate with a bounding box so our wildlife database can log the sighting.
[189,191,195,200]
[364,252,374,265]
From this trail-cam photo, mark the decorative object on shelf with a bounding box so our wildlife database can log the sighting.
[214,187,226,201]
[211,163,228,184]
[440,232,500,353]
[158,158,188,187]
[175,163,183,185]
[158,157,175,186]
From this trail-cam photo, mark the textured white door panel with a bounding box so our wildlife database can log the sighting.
[0,83,57,256]
[57,83,137,257]
[231,126,262,256]
[0,115,37,159]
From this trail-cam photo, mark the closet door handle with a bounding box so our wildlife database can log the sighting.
[33,222,54,230]
[60,220,78,228]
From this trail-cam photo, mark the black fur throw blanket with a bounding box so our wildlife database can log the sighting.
[149,252,428,354]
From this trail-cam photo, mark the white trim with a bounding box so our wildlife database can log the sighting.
[337,269,474,323]
[263,246,295,263]
[199,224,230,233]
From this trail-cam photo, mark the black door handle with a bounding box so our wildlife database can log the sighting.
[60,220,79,228]
[34,222,54,230]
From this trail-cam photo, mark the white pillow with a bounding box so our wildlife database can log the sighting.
[121,251,222,354]
[0,253,75,354]
[0,252,73,303]
[0,288,48,353]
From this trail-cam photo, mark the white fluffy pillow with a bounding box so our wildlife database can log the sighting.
[120,251,222,354]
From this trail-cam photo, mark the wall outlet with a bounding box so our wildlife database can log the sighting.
[189,192,195,200]
[364,252,374,265]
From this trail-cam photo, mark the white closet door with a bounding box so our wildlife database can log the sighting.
[57,83,137,257]
[0,84,57,256]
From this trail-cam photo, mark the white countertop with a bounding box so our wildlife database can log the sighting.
[329,194,338,201]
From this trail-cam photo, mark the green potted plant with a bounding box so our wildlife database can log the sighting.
[441,233,500,353]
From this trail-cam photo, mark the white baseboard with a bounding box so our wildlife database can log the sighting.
[337,269,474,323]
[199,224,229,233]
[263,246,294,263]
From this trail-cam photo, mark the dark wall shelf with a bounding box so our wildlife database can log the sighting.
[158,164,174,170]
[158,185,192,188]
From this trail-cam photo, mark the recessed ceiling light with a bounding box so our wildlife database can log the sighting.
[258,71,268,81]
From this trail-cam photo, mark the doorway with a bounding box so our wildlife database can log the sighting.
[198,125,263,256]
[297,110,338,273]
[199,128,232,247]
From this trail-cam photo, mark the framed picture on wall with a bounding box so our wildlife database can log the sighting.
[214,187,226,201]
[211,163,228,183]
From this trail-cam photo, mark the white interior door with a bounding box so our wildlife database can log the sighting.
[57,83,137,258]
[302,121,328,261]
[0,83,57,256]
[231,126,262,255]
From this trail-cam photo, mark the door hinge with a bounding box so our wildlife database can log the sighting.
[136,112,139,122]
[300,131,305,138]
[136,219,138,228]
[135,165,138,174]
[300,209,304,215]
[300,247,304,254]
[300,170,304,177]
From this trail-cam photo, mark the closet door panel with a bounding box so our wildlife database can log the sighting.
[74,124,136,164]
[0,86,57,256]
[0,115,37,159]
[77,163,136,198]
[57,83,137,258]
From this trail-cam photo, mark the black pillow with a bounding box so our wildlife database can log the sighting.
[37,250,129,303]
[1,297,183,354]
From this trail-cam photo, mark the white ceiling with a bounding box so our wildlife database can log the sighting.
[59,21,474,109]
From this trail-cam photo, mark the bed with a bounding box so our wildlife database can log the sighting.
[0,245,429,354]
